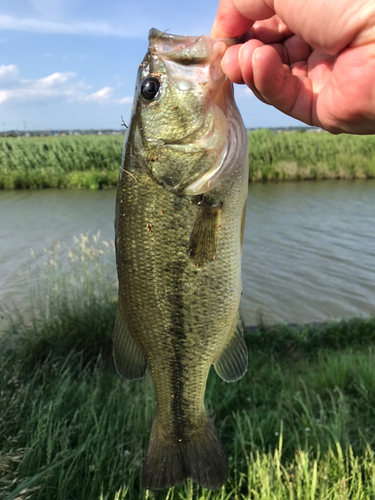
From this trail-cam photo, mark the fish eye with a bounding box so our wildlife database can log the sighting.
[140,77,160,101]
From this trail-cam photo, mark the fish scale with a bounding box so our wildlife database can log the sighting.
[113,28,249,490]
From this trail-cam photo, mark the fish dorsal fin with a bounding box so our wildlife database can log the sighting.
[214,313,248,382]
[113,306,147,380]
[189,196,222,267]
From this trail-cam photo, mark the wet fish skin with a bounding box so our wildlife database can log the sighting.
[113,28,248,491]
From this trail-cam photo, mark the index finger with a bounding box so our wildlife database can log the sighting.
[210,0,276,38]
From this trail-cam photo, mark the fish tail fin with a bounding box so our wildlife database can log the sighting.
[141,415,228,491]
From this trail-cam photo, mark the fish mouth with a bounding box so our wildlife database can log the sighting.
[148,28,241,57]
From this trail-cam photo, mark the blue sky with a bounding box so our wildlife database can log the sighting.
[0,0,304,131]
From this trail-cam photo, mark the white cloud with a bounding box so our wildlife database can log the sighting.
[119,96,133,104]
[0,14,131,37]
[0,65,134,106]
[0,64,19,82]
[38,72,76,87]
[0,70,77,104]
[0,64,17,78]
[84,86,113,102]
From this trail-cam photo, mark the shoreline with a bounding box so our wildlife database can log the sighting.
[1,170,374,190]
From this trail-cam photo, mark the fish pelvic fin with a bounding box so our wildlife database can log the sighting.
[112,305,147,380]
[142,415,228,491]
[214,313,248,382]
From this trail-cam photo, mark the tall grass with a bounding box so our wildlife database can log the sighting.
[1,130,375,189]
[248,129,375,181]
[0,135,123,189]
[3,233,117,366]
[1,237,375,499]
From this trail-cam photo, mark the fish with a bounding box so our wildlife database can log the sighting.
[113,28,249,491]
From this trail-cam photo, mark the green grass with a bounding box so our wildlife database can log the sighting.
[1,237,375,499]
[2,130,375,188]
[248,129,375,181]
[0,135,123,189]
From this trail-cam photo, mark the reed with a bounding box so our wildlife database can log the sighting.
[0,135,123,189]
[1,130,375,189]
[1,237,375,499]
[248,129,375,181]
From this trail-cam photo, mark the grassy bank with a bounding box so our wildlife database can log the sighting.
[1,238,375,499]
[0,135,122,189]
[248,129,375,181]
[1,130,375,189]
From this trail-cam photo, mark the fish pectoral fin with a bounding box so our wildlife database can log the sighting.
[113,306,147,380]
[214,313,248,382]
[189,196,222,266]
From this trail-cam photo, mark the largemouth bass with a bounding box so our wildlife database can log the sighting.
[113,28,248,491]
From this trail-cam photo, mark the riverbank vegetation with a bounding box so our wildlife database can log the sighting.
[1,237,375,499]
[1,130,375,189]
[0,135,121,189]
[248,129,375,181]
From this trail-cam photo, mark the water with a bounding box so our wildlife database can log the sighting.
[241,180,375,324]
[1,180,374,325]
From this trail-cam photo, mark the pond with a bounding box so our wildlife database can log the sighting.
[1,180,374,325]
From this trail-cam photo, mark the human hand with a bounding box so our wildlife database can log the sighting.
[211,0,375,134]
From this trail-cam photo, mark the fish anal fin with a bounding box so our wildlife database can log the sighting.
[142,415,228,490]
[189,197,222,266]
[113,305,147,380]
[214,313,248,382]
